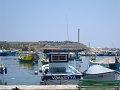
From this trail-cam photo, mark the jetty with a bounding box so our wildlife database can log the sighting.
[0,85,78,90]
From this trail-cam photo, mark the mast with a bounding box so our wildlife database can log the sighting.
[66,15,69,41]
[78,28,80,43]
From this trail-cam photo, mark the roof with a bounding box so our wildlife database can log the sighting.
[85,65,115,74]
[93,57,119,64]
[47,52,69,55]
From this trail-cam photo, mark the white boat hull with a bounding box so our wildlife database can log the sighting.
[42,79,80,85]
[83,72,117,80]
[40,74,82,85]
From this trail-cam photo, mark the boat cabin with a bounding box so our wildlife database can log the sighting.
[49,53,68,74]
[40,52,82,85]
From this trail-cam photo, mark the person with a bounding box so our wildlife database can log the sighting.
[11,87,20,90]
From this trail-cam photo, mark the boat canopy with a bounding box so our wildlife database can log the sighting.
[85,65,115,74]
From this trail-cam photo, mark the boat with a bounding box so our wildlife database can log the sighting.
[83,65,118,80]
[68,52,76,60]
[89,55,97,62]
[39,52,82,85]
[18,53,39,63]
[41,58,49,65]
[0,49,16,56]
[68,52,82,61]
[40,53,49,65]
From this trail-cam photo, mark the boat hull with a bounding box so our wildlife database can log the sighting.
[0,51,16,56]
[19,59,38,63]
[40,74,82,85]
[83,72,117,80]
[42,79,80,85]
[18,53,39,63]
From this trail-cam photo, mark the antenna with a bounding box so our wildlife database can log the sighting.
[88,42,90,48]
[78,28,80,43]
[66,16,69,41]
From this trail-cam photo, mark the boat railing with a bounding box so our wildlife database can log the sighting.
[77,80,120,88]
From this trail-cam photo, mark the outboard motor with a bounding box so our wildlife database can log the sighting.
[0,67,7,74]
[5,67,7,74]
[0,67,3,74]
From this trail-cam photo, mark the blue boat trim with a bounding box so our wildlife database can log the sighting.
[42,74,81,80]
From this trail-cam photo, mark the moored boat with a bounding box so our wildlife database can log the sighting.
[39,52,82,85]
[83,65,118,80]
[40,53,49,65]
[0,49,16,56]
[18,53,39,63]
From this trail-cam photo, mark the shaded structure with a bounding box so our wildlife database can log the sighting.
[43,49,85,53]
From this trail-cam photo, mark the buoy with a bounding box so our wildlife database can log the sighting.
[39,69,42,73]
[5,67,7,74]
[34,71,38,75]
[0,67,3,74]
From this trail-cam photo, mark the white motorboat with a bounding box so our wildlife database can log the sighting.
[39,52,82,85]
[83,65,118,80]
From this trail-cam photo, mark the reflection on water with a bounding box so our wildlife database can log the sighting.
[0,77,7,85]
[0,56,41,85]
[19,61,38,70]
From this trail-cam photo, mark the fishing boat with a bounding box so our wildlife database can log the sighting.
[39,52,82,85]
[18,53,39,63]
[0,49,16,56]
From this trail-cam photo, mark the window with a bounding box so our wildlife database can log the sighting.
[50,67,66,73]
[51,55,67,61]
[52,56,59,60]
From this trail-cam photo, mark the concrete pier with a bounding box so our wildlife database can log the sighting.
[0,85,120,90]
[0,85,78,90]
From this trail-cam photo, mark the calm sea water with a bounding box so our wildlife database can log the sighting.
[0,55,120,85]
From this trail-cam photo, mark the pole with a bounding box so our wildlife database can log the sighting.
[78,28,80,43]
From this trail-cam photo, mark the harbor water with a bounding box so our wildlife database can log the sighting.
[0,55,120,85]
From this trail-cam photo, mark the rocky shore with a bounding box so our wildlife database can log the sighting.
[0,41,87,51]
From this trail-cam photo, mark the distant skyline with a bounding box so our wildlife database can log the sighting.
[0,0,120,48]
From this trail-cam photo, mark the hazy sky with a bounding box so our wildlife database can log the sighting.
[0,0,120,48]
